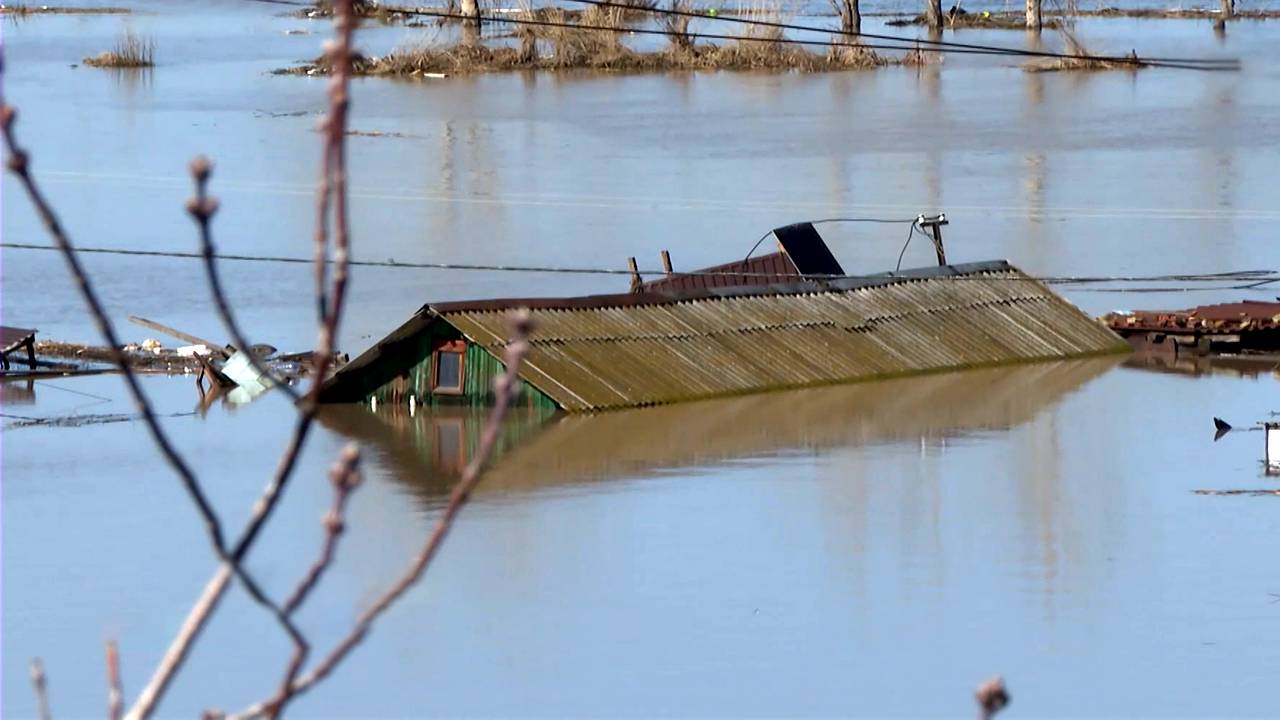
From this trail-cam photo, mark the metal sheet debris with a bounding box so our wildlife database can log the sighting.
[1104,301,1280,357]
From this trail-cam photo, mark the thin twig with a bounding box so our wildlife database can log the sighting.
[126,3,359,715]
[31,658,52,720]
[107,640,123,720]
[975,675,1010,720]
[310,0,356,398]
[283,445,362,616]
[187,156,300,402]
[127,419,317,719]
[233,311,535,719]
[267,445,362,718]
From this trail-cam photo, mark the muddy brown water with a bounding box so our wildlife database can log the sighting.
[4,1,1280,717]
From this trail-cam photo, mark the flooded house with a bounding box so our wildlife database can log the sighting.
[318,223,1128,412]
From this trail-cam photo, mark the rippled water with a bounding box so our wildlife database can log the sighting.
[4,2,1280,717]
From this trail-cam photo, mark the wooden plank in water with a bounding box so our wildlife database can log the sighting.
[127,316,229,358]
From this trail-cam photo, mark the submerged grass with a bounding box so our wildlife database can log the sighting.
[0,4,129,14]
[83,29,154,68]
[886,10,1062,30]
[282,41,890,75]
[1023,27,1143,73]
[279,0,890,77]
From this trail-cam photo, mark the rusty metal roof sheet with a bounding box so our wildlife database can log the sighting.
[1105,301,1280,335]
[435,260,1126,411]
[0,326,36,353]
[638,251,800,294]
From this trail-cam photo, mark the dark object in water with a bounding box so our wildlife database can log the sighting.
[1214,416,1232,441]
[0,326,38,370]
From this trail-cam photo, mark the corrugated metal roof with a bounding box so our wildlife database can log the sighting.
[437,260,1127,411]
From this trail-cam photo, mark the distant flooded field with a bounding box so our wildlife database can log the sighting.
[4,1,1280,717]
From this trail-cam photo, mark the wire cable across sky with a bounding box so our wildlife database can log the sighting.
[4,241,1276,293]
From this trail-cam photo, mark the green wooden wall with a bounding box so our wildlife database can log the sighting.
[366,321,558,411]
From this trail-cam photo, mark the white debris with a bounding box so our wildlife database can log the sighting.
[176,344,213,357]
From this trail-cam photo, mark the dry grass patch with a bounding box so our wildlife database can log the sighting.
[0,4,129,14]
[280,37,891,75]
[1024,28,1143,72]
[84,29,154,67]
[886,10,1061,29]
[278,0,895,77]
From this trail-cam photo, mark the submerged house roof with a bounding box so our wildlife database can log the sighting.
[321,259,1127,412]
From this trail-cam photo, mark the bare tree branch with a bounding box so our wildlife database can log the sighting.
[31,658,52,720]
[283,445,362,617]
[975,676,1010,720]
[264,445,363,719]
[233,311,535,719]
[107,640,123,720]
[127,2,359,715]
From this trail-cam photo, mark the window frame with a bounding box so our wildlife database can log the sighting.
[430,339,467,396]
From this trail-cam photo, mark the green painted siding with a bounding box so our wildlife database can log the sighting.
[366,321,558,411]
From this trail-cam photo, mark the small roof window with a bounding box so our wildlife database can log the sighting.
[432,340,466,396]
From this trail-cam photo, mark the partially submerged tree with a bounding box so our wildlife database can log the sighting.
[1026,0,1042,30]
[831,0,861,37]
[925,0,942,30]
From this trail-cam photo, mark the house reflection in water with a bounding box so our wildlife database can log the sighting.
[318,357,1120,503]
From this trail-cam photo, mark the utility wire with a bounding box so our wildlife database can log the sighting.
[255,0,1240,70]
[4,241,1275,290]
[745,217,915,260]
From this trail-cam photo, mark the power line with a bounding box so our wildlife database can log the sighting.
[4,241,1275,291]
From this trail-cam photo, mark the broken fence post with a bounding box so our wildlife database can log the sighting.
[1266,422,1280,475]
[628,257,642,293]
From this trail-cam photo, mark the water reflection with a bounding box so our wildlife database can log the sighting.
[320,358,1120,504]
[1123,350,1280,380]
[0,379,37,406]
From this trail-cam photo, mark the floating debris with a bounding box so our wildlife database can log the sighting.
[1104,301,1280,358]
[1,325,37,370]
[4,411,196,430]
[0,4,130,15]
